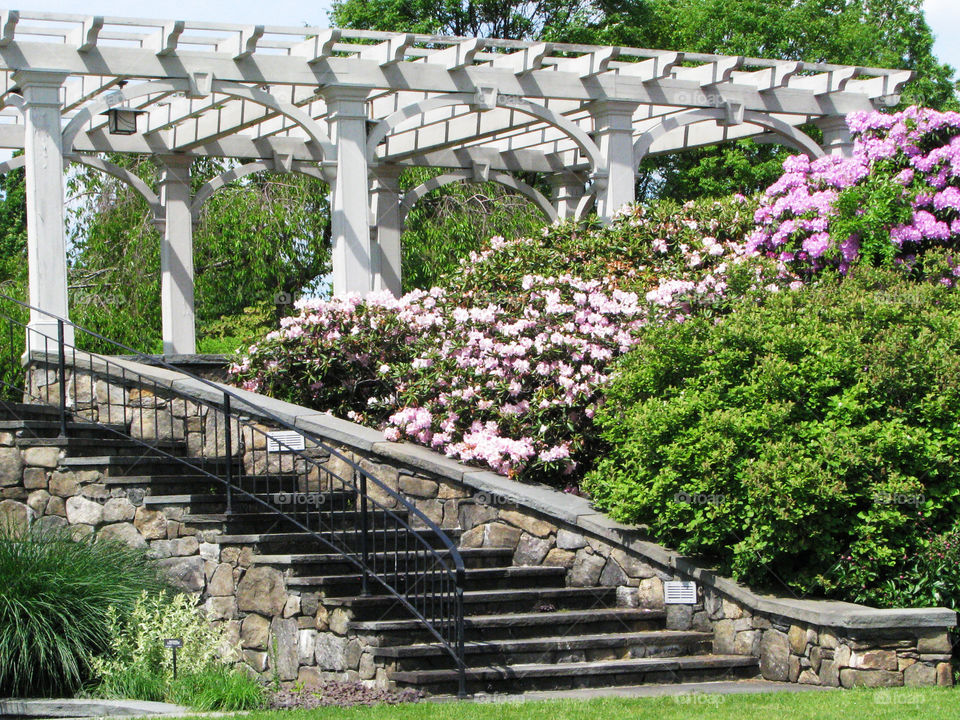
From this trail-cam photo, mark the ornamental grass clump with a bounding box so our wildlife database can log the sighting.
[0,522,167,697]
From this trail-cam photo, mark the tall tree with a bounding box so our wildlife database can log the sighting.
[330,0,600,38]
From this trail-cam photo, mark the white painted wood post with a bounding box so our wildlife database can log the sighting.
[549,174,586,221]
[817,117,855,157]
[158,155,196,355]
[369,165,403,297]
[591,100,638,222]
[15,70,73,349]
[322,87,373,296]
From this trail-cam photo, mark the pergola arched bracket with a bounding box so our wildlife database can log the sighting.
[191,158,328,221]
[632,108,826,167]
[61,78,337,165]
[366,92,606,176]
[0,152,164,221]
[399,170,558,226]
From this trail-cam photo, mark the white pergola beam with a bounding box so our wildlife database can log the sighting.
[488,42,551,74]
[422,38,483,70]
[289,29,340,63]
[0,44,885,115]
[0,11,18,47]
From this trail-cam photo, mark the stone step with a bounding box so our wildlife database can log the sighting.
[216,528,463,552]
[389,654,760,693]
[374,630,713,670]
[288,565,567,593]
[61,454,239,477]
[255,547,510,575]
[0,419,128,439]
[178,508,416,535]
[14,436,186,457]
[141,490,357,510]
[328,586,618,620]
[349,608,668,643]
[0,402,63,422]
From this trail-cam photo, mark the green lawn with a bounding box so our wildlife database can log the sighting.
[186,688,958,720]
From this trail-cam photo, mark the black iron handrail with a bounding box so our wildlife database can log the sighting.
[0,295,466,695]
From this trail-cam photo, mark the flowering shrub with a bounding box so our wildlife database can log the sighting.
[749,107,960,278]
[231,195,781,483]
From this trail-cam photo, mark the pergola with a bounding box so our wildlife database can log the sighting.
[0,10,910,354]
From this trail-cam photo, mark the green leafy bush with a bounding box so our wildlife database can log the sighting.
[91,591,263,710]
[584,262,960,604]
[0,523,167,697]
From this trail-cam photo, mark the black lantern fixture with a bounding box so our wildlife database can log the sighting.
[102,106,146,135]
[101,80,145,135]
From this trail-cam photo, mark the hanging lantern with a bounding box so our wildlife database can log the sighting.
[102,106,146,135]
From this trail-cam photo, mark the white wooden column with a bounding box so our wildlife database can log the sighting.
[158,155,196,355]
[15,70,72,348]
[817,117,855,157]
[549,174,586,221]
[591,100,638,222]
[322,87,373,296]
[369,165,403,297]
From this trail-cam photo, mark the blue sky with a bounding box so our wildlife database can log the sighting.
[4,0,958,80]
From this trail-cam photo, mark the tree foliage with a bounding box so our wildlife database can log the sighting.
[399,168,548,292]
[65,156,331,352]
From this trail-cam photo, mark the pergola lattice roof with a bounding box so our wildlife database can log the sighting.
[0,9,910,172]
[0,9,910,356]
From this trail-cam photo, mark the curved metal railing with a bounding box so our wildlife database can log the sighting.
[0,296,466,695]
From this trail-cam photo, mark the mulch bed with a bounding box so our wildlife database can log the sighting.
[267,681,424,709]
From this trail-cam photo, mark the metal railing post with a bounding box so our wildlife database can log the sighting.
[223,392,233,515]
[57,320,67,438]
[359,469,370,595]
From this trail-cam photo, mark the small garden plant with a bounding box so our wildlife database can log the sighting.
[91,590,263,710]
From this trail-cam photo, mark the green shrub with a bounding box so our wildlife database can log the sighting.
[0,522,167,697]
[91,591,263,710]
[584,263,960,605]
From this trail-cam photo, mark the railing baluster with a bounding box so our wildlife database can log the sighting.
[56,320,67,437]
[223,393,233,515]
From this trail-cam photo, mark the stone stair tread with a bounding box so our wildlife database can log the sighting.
[288,566,567,587]
[389,654,759,684]
[103,472,302,485]
[142,491,355,505]
[327,586,615,607]
[0,403,62,417]
[216,529,463,544]
[350,607,665,632]
[253,547,509,564]
[61,455,223,466]
[373,630,713,657]
[0,419,126,432]
[15,436,182,449]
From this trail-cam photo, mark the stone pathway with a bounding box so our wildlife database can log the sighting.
[435,679,834,702]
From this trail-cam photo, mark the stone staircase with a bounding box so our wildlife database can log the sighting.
[1,400,760,696]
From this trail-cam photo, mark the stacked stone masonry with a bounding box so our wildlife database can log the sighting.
[2,362,954,690]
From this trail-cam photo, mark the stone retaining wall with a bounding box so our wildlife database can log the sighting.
[6,357,956,689]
